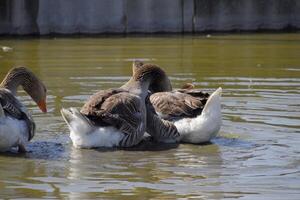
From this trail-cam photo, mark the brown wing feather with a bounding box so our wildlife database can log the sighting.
[176,89,209,99]
[0,89,23,118]
[150,91,206,120]
[146,97,180,141]
[0,89,35,140]
[80,89,142,136]
[81,89,116,121]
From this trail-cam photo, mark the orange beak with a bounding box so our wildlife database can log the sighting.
[37,99,47,113]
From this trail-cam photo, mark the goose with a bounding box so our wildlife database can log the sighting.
[0,67,47,152]
[133,62,222,144]
[61,62,179,148]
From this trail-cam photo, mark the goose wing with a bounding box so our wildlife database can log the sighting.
[80,89,143,147]
[0,89,35,140]
[176,88,209,100]
[149,91,205,120]
[146,97,180,141]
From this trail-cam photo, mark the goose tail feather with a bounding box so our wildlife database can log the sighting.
[175,87,222,143]
[61,107,94,134]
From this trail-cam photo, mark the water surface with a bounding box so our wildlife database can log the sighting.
[0,34,300,199]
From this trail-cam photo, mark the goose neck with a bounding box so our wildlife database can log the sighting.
[121,78,150,97]
[0,67,32,95]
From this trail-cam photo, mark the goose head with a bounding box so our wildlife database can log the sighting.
[132,61,172,93]
[26,80,47,113]
[1,67,47,113]
[181,83,195,90]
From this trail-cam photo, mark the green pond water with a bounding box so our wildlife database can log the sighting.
[0,34,299,199]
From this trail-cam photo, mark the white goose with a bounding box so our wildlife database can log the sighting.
[0,67,47,152]
[134,62,222,144]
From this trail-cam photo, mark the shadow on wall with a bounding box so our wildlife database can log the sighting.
[0,0,299,35]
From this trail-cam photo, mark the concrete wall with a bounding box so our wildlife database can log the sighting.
[194,0,300,31]
[0,0,299,35]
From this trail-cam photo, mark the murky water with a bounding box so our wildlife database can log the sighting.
[0,34,300,199]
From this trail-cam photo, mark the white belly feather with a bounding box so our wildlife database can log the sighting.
[0,117,28,152]
[70,125,125,148]
[63,109,125,148]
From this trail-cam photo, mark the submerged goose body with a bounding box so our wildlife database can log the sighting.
[61,63,178,148]
[0,67,47,152]
[133,62,222,144]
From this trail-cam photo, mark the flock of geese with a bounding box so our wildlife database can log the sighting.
[0,62,222,152]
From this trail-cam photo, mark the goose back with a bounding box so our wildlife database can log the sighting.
[149,90,209,121]
[80,88,144,147]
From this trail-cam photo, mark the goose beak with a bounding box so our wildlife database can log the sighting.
[37,99,47,113]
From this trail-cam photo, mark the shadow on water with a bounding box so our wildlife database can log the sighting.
[74,137,180,153]
[121,137,179,151]
[0,141,65,160]
[0,136,251,160]
[212,136,259,149]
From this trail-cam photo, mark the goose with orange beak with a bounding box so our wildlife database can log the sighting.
[0,67,47,152]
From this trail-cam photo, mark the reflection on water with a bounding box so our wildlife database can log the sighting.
[0,34,300,199]
[66,144,223,199]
